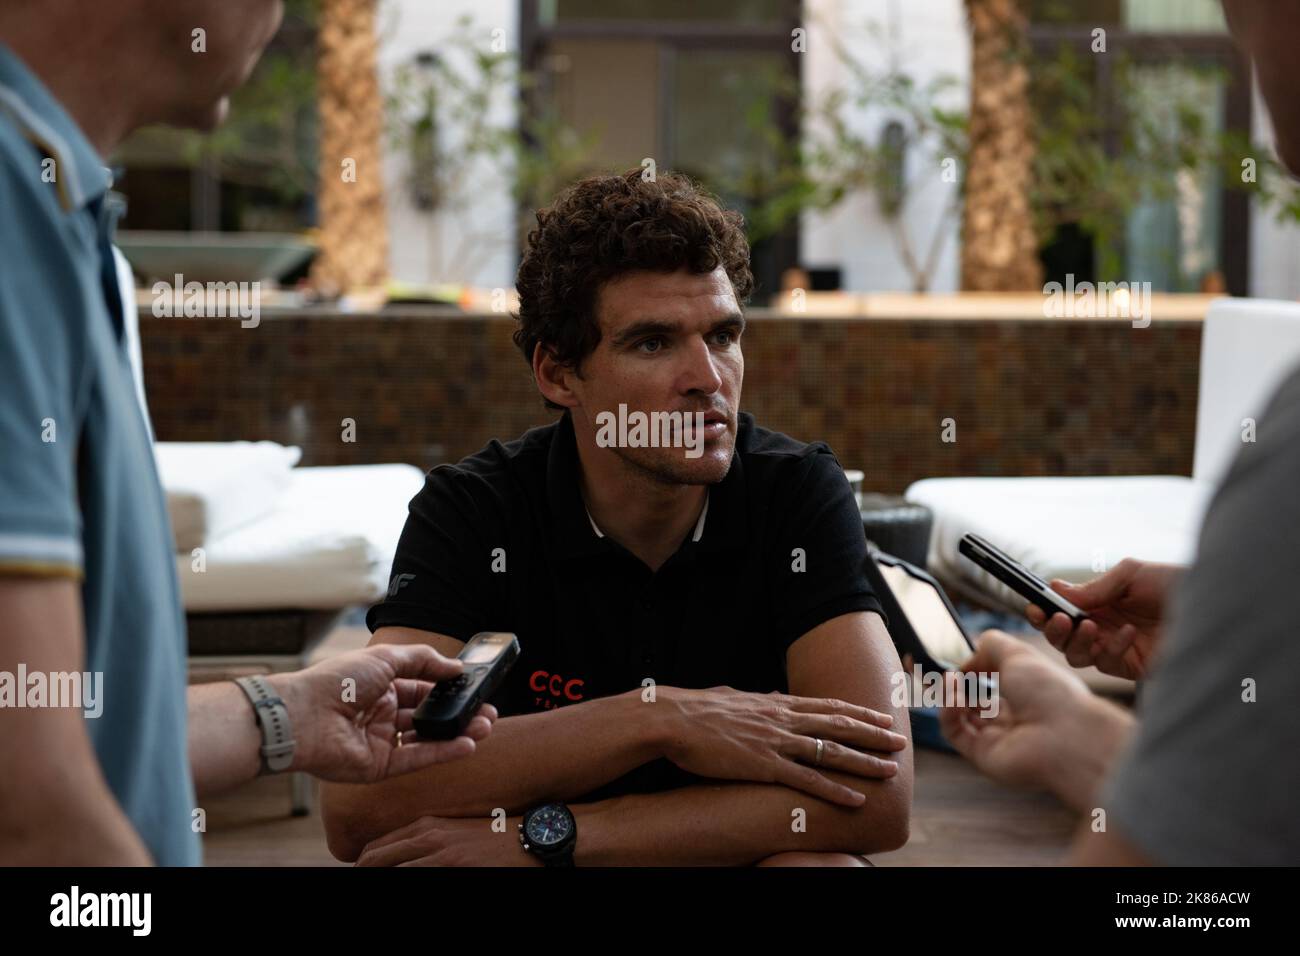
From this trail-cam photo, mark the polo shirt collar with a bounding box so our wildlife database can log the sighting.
[0,42,113,212]
[546,411,748,559]
[586,491,710,543]
[546,413,610,559]
[695,438,747,554]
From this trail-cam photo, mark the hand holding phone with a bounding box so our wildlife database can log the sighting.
[958,533,1088,627]
[1026,558,1177,679]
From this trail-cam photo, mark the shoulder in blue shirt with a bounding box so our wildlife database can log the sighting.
[0,41,199,866]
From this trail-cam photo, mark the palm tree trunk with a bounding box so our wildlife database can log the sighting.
[960,0,1042,291]
[312,0,388,292]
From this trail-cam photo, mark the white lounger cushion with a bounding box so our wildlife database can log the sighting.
[176,463,425,612]
[907,298,1300,613]
[155,441,302,551]
[907,475,1216,613]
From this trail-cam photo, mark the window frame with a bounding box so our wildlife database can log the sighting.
[1026,25,1253,295]
[518,0,804,303]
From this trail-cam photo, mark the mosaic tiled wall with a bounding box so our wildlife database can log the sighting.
[139,312,1203,493]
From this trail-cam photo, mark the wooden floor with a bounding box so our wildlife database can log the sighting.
[873,750,1078,866]
[198,625,1110,867]
[202,776,344,867]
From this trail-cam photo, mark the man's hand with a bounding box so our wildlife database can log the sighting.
[656,686,907,807]
[269,644,497,783]
[938,630,1131,811]
[354,815,539,867]
[1025,558,1181,680]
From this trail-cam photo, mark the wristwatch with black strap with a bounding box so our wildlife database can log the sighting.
[518,802,577,866]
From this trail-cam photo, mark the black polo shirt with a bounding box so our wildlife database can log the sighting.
[368,411,883,798]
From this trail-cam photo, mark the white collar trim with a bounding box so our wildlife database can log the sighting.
[586,492,710,543]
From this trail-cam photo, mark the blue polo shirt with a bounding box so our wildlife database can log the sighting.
[0,43,199,865]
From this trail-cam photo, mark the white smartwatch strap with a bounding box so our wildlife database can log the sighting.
[234,675,296,774]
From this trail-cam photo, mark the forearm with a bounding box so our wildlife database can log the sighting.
[573,767,912,866]
[187,680,265,798]
[1,756,153,865]
[1047,694,1134,813]
[0,579,153,864]
[322,689,667,860]
[189,671,344,797]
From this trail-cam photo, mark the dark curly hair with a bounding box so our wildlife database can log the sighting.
[513,168,753,408]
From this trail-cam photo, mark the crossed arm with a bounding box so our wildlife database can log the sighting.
[321,611,912,865]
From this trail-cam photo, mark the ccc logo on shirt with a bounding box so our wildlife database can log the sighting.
[529,670,585,709]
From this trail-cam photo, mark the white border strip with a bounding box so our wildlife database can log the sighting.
[0,533,83,567]
[0,84,85,208]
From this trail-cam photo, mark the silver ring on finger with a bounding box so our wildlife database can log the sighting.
[813,737,825,766]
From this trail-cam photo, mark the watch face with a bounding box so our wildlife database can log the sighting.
[525,805,573,847]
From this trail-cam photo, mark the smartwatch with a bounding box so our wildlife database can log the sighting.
[518,802,577,866]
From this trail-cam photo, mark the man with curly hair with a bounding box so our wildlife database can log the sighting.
[323,169,912,867]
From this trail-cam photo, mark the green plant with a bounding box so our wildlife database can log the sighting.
[733,17,971,292]
[190,0,320,208]
[1028,42,1300,283]
[385,15,599,281]
[742,16,1300,291]
[111,0,320,232]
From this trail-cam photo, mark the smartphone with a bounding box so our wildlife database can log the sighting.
[413,632,520,740]
[863,550,997,753]
[864,550,975,671]
[958,533,1088,627]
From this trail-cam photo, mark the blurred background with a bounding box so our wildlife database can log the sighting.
[116,0,1300,487]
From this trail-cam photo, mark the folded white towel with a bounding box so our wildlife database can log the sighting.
[176,464,424,611]
[154,441,302,551]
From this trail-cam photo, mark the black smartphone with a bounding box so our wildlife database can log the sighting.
[958,533,1088,627]
[413,632,520,740]
[864,550,975,671]
[863,550,997,754]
